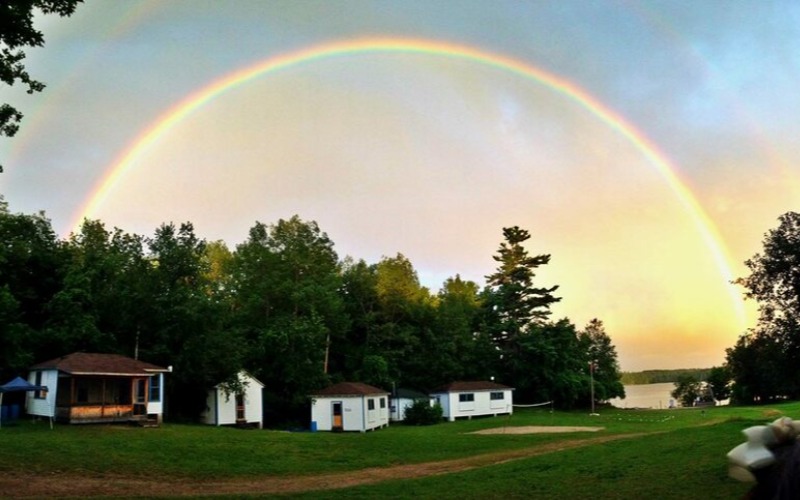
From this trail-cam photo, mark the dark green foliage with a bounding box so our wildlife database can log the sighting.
[580,319,625,402]
[403,400,443,425]
[478,226,623,409]
[0,206,66,377]
[706,365,732,401]
[0,200,624,423]
[671,375,709,407]
[726,332,787,404]
[483,226,560,351]
[620,368,711,385]
[357,354,391,388]
[728,212,800,402]
[231,217,345,423]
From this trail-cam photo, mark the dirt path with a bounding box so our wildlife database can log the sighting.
[471,425,604,434]
[0,432,651,498]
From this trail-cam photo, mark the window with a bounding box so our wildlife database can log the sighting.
[368,398,375,410]
[490,392,504,400]
[380,397,386,409]
[149,374,161,402]
[459,393,474,402]
[34,371,47,399]
[135,379,147,404]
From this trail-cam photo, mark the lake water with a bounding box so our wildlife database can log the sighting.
[610,383,677,409]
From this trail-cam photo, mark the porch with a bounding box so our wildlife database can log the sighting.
[55,375,151,424]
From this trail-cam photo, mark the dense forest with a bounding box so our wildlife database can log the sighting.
[0,199,625,424]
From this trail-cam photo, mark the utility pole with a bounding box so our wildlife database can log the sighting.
[589,361,598,416]
[323,332,330,374]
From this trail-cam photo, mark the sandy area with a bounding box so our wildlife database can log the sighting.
[471,425,604,434]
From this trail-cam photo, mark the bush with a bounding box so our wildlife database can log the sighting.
[403,400,443,425]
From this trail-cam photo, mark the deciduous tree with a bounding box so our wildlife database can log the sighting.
[730,212,800,400]
[231,216,345,420]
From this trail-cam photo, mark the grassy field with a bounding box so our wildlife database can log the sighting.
[2,402,798,498]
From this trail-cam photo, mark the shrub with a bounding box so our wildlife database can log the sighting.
[403,400,443,425]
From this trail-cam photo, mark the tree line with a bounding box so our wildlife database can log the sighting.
[620,369,711,386]
[0,199,624,424]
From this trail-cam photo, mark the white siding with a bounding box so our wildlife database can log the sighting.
[311,394,389,432]
[379,396,389,422]
[347,397,365,431]
[310,397,332,431]
[25,370,58,418]
[146,373,164,417]
[432,389,513,421]
[390,397,413,421]
[202,390,218,425]
[201,371,264,428]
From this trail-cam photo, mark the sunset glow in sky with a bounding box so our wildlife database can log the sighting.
[2,1,799,371]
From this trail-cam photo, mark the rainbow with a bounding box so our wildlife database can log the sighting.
[71,37,746,326]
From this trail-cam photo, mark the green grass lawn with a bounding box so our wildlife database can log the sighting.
[285,417,763,499]
[1,402,798,498]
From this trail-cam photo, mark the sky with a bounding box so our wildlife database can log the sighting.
[1,0,799,372]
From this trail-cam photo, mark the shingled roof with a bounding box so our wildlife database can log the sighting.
[430,381,513,393]
[309,382,388,397]
[30,352,168,376]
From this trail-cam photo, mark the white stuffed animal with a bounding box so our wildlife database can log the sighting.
[728,417,800,482]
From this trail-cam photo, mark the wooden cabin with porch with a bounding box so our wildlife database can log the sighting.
[26,352,169,425]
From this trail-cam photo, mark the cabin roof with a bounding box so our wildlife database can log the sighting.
[214,370,265,389]
[30,352,168,376]
[310,382,388,397]
[393,388,430,400]
[430,381,513,393]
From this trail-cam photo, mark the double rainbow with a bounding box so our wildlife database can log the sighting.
[71,37,745,326]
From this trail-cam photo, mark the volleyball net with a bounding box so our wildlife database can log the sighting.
[512,401,553,408]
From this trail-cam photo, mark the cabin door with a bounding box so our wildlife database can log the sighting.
[331,401,343,431]
[235,393,246,422]
[133,378,147,416]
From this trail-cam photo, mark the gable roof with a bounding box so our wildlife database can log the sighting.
[310,382,388,397]
[30,352,168,376]
[214,370,265,390]
[430,381,513,393]
[393,388,430,400]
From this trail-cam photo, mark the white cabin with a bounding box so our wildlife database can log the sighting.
[390,388,435,422]
[430,381,514,421]
[310,382,389,432]
[201,370,264,429]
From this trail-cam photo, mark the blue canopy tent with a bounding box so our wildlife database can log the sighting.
[0,377,48,429]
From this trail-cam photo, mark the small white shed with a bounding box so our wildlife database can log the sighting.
[310,382,389,432]
[201,370,264,429]
[430,381,514,421]
[390,388,434,422]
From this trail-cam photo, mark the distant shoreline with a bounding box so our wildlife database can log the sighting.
[620,368,710,385]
